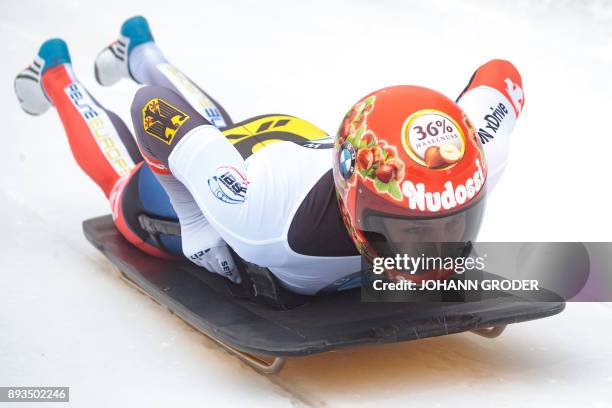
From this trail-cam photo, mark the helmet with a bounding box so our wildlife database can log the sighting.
[333,85,487,282]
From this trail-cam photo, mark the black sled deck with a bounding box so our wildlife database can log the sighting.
[83,215,564,374]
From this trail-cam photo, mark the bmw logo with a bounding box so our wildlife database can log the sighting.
[338,141,356,180]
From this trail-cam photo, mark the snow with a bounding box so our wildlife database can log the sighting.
[2,0,612,406]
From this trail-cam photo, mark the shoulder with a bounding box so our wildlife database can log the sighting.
[288,170,360,258]
[221,114,331,159]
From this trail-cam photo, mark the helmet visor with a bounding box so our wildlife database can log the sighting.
[359,194,486,278]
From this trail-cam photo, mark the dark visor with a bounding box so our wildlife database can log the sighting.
[359,194,486,263]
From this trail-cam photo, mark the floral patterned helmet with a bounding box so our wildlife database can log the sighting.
[333,85,488,280]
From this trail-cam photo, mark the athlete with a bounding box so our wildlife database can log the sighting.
[14,16,524,296]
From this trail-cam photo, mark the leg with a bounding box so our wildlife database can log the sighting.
[15,39,180,258]
[36,41,141,197]
[95,16,232,128]
[95,18,242,281]
[130,86,250,256]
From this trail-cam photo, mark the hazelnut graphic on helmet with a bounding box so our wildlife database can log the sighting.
[424,146,445,168]
[424,144,462,168]
[356,147,373,170]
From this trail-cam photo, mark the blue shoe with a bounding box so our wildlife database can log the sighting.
[14,38,71,115]
[94,15,154,86]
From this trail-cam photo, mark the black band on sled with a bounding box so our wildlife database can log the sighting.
[138,213,181,254]
[138,213,181,236]
[138,213,306,309]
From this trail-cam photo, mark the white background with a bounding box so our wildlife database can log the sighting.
[1,0,612,406]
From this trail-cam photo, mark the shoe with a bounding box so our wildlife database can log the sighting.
[94,15,154,86]
[14,38,71,115]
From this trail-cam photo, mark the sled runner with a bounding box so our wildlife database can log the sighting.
[84,215,565,374]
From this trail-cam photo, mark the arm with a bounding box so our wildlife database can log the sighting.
[456,59,525,192]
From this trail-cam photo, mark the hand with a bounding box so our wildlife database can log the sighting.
[187,244,241,284]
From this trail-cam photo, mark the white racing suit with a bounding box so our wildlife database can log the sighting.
[169,123,363,295]
[131,59,522,296]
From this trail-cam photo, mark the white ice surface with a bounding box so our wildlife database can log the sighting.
[2,0,612,406]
